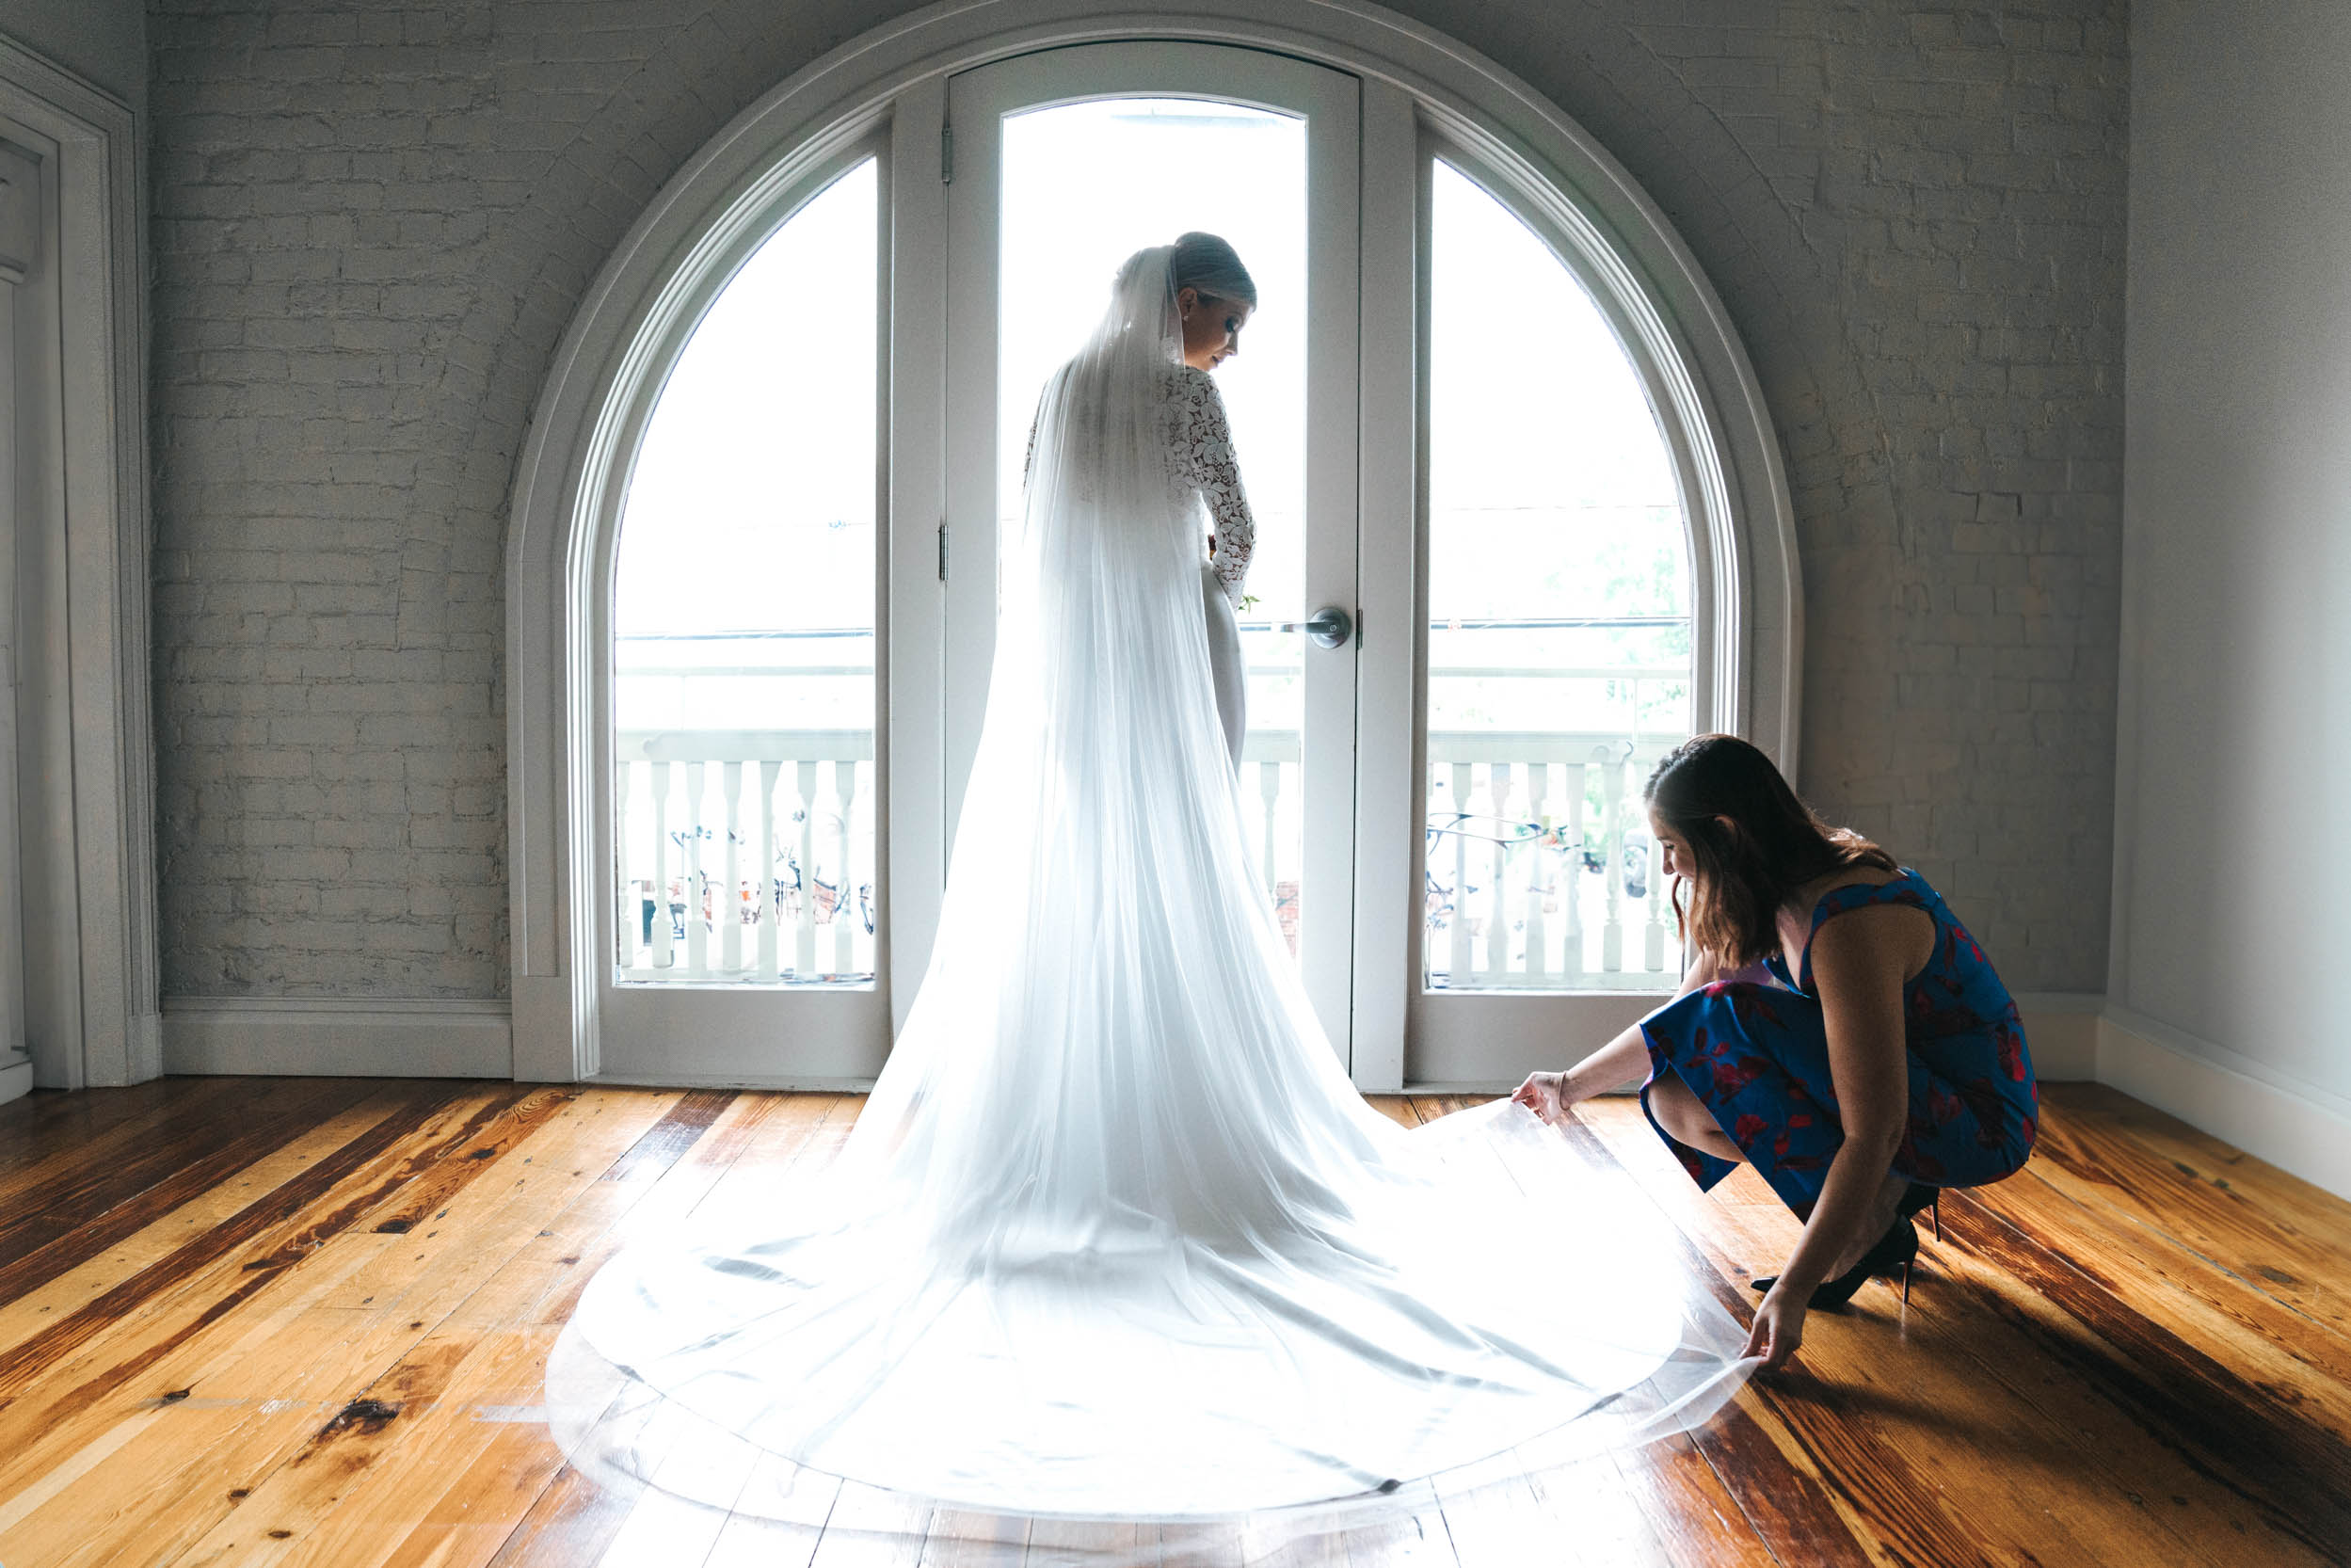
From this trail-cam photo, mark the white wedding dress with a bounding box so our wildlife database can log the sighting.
[549,247,1751,1547]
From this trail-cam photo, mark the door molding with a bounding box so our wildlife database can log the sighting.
[0,35,158,1093]
[505,0,1798,1083]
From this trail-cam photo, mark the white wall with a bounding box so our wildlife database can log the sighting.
[0,1,143,108]
[2113,0,2351,1180]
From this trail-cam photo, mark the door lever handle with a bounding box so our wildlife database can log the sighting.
[1271,606,1354,649]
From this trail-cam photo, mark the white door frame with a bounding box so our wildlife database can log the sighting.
[0,35,158,1096]
[505,0,1797,1086]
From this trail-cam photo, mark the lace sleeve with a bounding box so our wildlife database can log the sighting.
[1170,368,1255,605]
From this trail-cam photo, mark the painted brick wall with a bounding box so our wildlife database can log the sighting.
[148,0,2126,997]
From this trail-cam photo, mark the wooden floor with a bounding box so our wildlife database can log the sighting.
[0,1079,2346,1568]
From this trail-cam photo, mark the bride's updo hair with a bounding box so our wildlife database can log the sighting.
[1170,231,1257,308]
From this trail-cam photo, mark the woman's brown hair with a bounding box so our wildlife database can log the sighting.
[1643,734,1897,969]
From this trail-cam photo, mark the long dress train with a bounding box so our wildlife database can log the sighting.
[546,245,1753,1545]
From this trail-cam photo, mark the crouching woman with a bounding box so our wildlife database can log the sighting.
[1514,735,2038,1370]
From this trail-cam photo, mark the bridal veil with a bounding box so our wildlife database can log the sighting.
[547,245,1753,1551]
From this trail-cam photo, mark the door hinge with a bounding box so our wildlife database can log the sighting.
[941,124,952,184]
[937,520,949,581]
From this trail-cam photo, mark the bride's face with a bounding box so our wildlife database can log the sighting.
[1177,287,1253,372]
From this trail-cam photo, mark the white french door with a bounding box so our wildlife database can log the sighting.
[594,146,896,1084]
[592,51,1711,1091]
[940,43,1365,1063]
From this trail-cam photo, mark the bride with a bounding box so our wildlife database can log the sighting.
[550,234,1751,1534]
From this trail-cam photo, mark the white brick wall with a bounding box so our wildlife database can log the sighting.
[148,0,2126,998]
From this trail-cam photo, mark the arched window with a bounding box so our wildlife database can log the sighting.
[507,4,1798,1091]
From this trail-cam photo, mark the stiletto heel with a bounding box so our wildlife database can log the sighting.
[1751,1186,1938,1295]
[1751,1216,1919,1308]
[1896,1180,1941,1240]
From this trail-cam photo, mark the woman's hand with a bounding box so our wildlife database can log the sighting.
[1744,1280,1807,1370]
[1511,1071,1576,1126]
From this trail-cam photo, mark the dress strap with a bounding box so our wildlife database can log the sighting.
[1796,869,1932,995]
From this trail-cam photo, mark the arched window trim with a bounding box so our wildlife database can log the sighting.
[507,0,1799,1081]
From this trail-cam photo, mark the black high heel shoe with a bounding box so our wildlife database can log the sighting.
[1749,1215,1921,1308]
[1897,1180,1942,1240]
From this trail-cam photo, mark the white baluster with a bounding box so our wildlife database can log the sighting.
[648,760,674,969]
[1524,761,1548,984]
[684,760,710,974]
[1448,761,1473,988]
[721,761,744,974]
[616,761,638,971]
[1645,791,1669,971]
[1562,759,1587,981]
[1485,762,1512,984]
[1600,748,1625,973]
[758,760,781,980]
[1259,760,1282,900]
[795,760,819,980]
[834,759,857,978]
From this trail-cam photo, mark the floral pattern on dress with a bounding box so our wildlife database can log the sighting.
[1022,364,1256,606]
[1637,869,2039,1216]
[1162,365,1255,604]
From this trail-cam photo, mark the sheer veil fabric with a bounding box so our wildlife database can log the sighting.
[549,247,1755,1545]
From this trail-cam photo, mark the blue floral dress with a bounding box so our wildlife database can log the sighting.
[1638,870,2038,1217]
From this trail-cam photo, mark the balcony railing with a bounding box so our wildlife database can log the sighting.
[612,722,1683,994]
[614,729,877,985]
[1419,732,1682,991]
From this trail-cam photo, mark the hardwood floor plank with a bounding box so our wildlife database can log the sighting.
[1979,1161,2351,1416]
[0,1089,673,1568]
[0,1084,571,1547]
[807,1480,931,1568]
[1549,1110,2035,1568]
[482,1462,648,1568]
[1937,1188,2351,1560]
[5,1078,2349,1567]
[473,1093,850,1560]
[0,1079,385,1305]
[0,1078,248,1199]
[1603,1432,1779,1568]
[0,1078,322,1256]
[1334,1503,1460,1568]
[0,1080,479,1418]
[1911,1212,2331,1568]
[706,1454,837,1568]
[1525,1451,1673,1567]
[2016,1095,2351,1339]
[914,1507,1027,1568]
[2041,1084,2351,1256]
[114,1091,700,1568]
[585,1406,760,1568]
[0,1087,447,1356]
[1578,1098,2311,1568]
[370,1418,576,1568]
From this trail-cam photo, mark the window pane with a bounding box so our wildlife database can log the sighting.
[997,100,1311,954]
[611,158,879,986]
[1423,159,1691,994]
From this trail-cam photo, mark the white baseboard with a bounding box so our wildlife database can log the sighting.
[161,998,514,1079]
[0,1052,30,1107]
[141,991,2351,1205]
[2096,1004,2351,1203]
[2015,992,2102,1081]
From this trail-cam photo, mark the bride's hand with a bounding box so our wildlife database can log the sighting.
[1511,1071,1575,1126]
